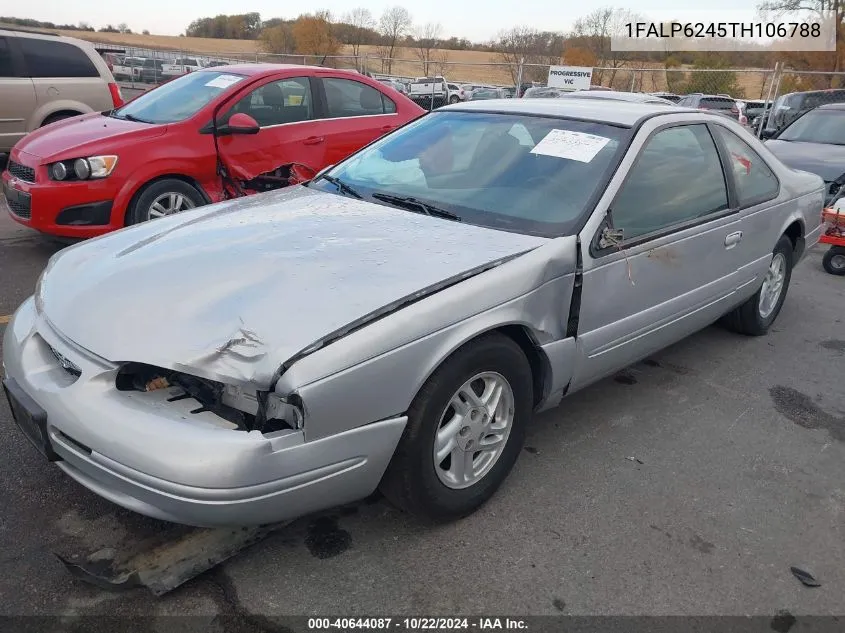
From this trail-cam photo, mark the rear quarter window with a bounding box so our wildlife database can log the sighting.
[18,38,99,78]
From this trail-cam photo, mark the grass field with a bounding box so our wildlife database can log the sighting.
[49,28,774,98]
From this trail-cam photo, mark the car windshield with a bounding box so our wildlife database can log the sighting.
[778,109,845,144]
[112,70,246,124]
[310,111,627,237]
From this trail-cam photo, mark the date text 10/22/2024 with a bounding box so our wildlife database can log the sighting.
[307,618,529,631]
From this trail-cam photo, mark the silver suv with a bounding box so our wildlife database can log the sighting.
[0,27,123,153]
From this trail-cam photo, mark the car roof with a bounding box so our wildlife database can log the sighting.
[194,63,365,77]
[552,90,677,105]
[443,98,696,127]
[0,26,94,47]
[816,102,845,110]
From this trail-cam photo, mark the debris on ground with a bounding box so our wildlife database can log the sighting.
[790,566,821,587]
[56,522,290,596]
[626,456,644,464]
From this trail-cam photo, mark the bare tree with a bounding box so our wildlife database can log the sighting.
[344,7,375,56]
[379,6,413,73]
[494,26,566,83]
[414,22,443,75]
[571,7,639,85]
[117,22,130,34]
[758,0,845,78]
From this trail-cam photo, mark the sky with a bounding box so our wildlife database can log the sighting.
[8,0,765,42]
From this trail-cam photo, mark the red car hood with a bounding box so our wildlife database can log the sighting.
[14,112,168,162]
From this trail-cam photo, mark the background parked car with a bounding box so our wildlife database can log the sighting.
[555,90,678,106]
[2,65,425,238]
[763,89,845,138]
[649,91,682,102]
[742,100,771,128]
[378,78,408,94]
[467,87,509,100]
[409,76,448,108]
[0,27,124,154]
[112,56,144,81]
[446,83,466,103]
[523,86,569,98]
[162,57,205,79]
[765,103,845,204]
[139,58,166,83]
[676,93,747,125]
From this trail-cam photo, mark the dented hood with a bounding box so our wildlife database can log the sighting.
[38,187,548,386]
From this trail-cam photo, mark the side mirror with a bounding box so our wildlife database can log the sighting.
[218,113,260,136]
[760,129,776,140]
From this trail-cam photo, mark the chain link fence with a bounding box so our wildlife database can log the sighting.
[94,41,845,138]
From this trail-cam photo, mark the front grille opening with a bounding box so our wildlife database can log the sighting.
[7,196,31,220]
[8,160,35,183]
[116,363,298,433]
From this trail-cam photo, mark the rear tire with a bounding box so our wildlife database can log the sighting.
[822,246,845,276]
[379,333,533,522]
[449,95,459,104]
[722,235,794,336]
[126,179,205,226]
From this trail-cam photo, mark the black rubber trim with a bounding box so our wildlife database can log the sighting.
[565,237,583,338]
[55,200,113,226]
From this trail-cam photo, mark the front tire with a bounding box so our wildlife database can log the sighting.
[126,178,205,226]
[722,235,794,336]
[822,246,845,276]
[379,333,533,522]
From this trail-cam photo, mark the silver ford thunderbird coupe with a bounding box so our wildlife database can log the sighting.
[2,98,824,527]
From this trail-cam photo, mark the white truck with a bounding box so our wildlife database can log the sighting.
[111,56,144,81]
[162,57,206,79]
[408,76,449,109]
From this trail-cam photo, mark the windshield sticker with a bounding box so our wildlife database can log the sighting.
[530,129,611,162]
[205,74,243,89]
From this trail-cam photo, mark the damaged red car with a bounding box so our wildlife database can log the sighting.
[2,64,425,238]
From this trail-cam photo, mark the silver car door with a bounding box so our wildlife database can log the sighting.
[570,120,747,391]
[708,122,785,291]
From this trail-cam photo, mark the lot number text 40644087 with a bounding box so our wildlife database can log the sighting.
[307,617,529,630]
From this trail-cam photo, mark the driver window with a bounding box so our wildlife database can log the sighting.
[226,77,314,127]
[610,124,729,241]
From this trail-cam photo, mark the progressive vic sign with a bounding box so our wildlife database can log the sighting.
[547,66,593,91]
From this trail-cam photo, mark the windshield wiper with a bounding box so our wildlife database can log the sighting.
[316,174,362,199]
[371,193,462,222]
[109,112,152,123]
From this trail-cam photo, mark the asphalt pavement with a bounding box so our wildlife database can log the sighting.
[0,196,844,628]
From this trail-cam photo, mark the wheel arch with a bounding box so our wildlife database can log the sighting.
[121,174,212,225]
[782,218,805,262]
[40,109,85,126]
[414,322,553,411]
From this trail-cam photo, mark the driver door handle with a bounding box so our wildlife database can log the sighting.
[303,136,325,145]
[725,231,743,249]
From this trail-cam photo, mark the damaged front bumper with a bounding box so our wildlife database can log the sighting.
[2,298,406,527]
